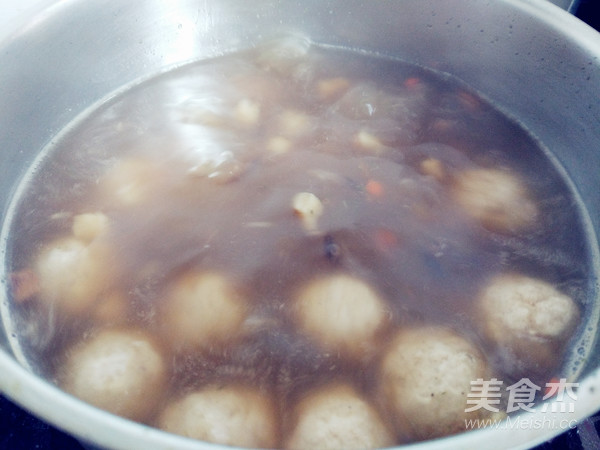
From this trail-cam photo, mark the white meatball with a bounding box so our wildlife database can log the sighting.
[294,273,389,358]
[160,271,247,350]
[379,327,491,440]
[451,168,538,233]
[61,328,167,421]
[35,237,115,315]
[285,382,394,449]
[158,384,278,448]
[476,273,579,374]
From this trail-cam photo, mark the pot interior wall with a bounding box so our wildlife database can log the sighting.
[0,0,599,449]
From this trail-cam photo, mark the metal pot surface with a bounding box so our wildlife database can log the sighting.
[0,1,599,449]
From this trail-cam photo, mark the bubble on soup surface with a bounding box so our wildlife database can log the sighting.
[379,326,492,440]
[159,271,247,351]
[451,168,538,233]
[35,236,116,316]
[157,384,278,448]
[476,273,579,376]
[284,382,395,450]
[60,328,167,421]
[294,273,389,358]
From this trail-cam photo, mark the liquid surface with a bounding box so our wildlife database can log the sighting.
[2,38,597,446]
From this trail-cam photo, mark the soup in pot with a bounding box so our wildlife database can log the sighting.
[3,36,597,447]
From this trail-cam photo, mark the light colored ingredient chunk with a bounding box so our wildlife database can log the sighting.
[233,98,261,126]
[477,273,579,374]
[61,328,166,421]
[98,157,162,207]
[451,168,538,233]
[91,291,129,325]
[292,192,323,232]
[35,237,115,315]
[295,273,388,357]
[419,158,446,181]
[158,384,278,448]
[354,130,384,153]
[266,136,292,155]
[379,327,491,440]
[160,271,247,350]
[72,212,109,243]
[278,110,313,138]
[256,34,311,75]
[285,383,394,449]
[316,77,351,101]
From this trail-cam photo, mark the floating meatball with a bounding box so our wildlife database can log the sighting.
[35,237,115,315]
[158,384,278,448]
[379,327,491,440]
[60,328,167,421]
[160,271,247,350]
[294,273,388,358]
[285,383,394,449]
[451,168,538,233]
[476,273,579,375]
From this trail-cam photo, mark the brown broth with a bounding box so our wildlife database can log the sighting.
[3,41,597,445]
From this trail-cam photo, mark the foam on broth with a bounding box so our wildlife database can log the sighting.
[2,37,598,446]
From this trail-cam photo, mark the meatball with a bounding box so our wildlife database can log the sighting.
[476,273,579,375]
[284,383,394,449]
[157,384,278,448]
[60,328,167,421]
[451,168,538,233]
[294,273,389,358]
[379,327,491,440]
[160,271,247,350]
[35,237,115,315]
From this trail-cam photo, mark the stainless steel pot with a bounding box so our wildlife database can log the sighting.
[1,0,599,448]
